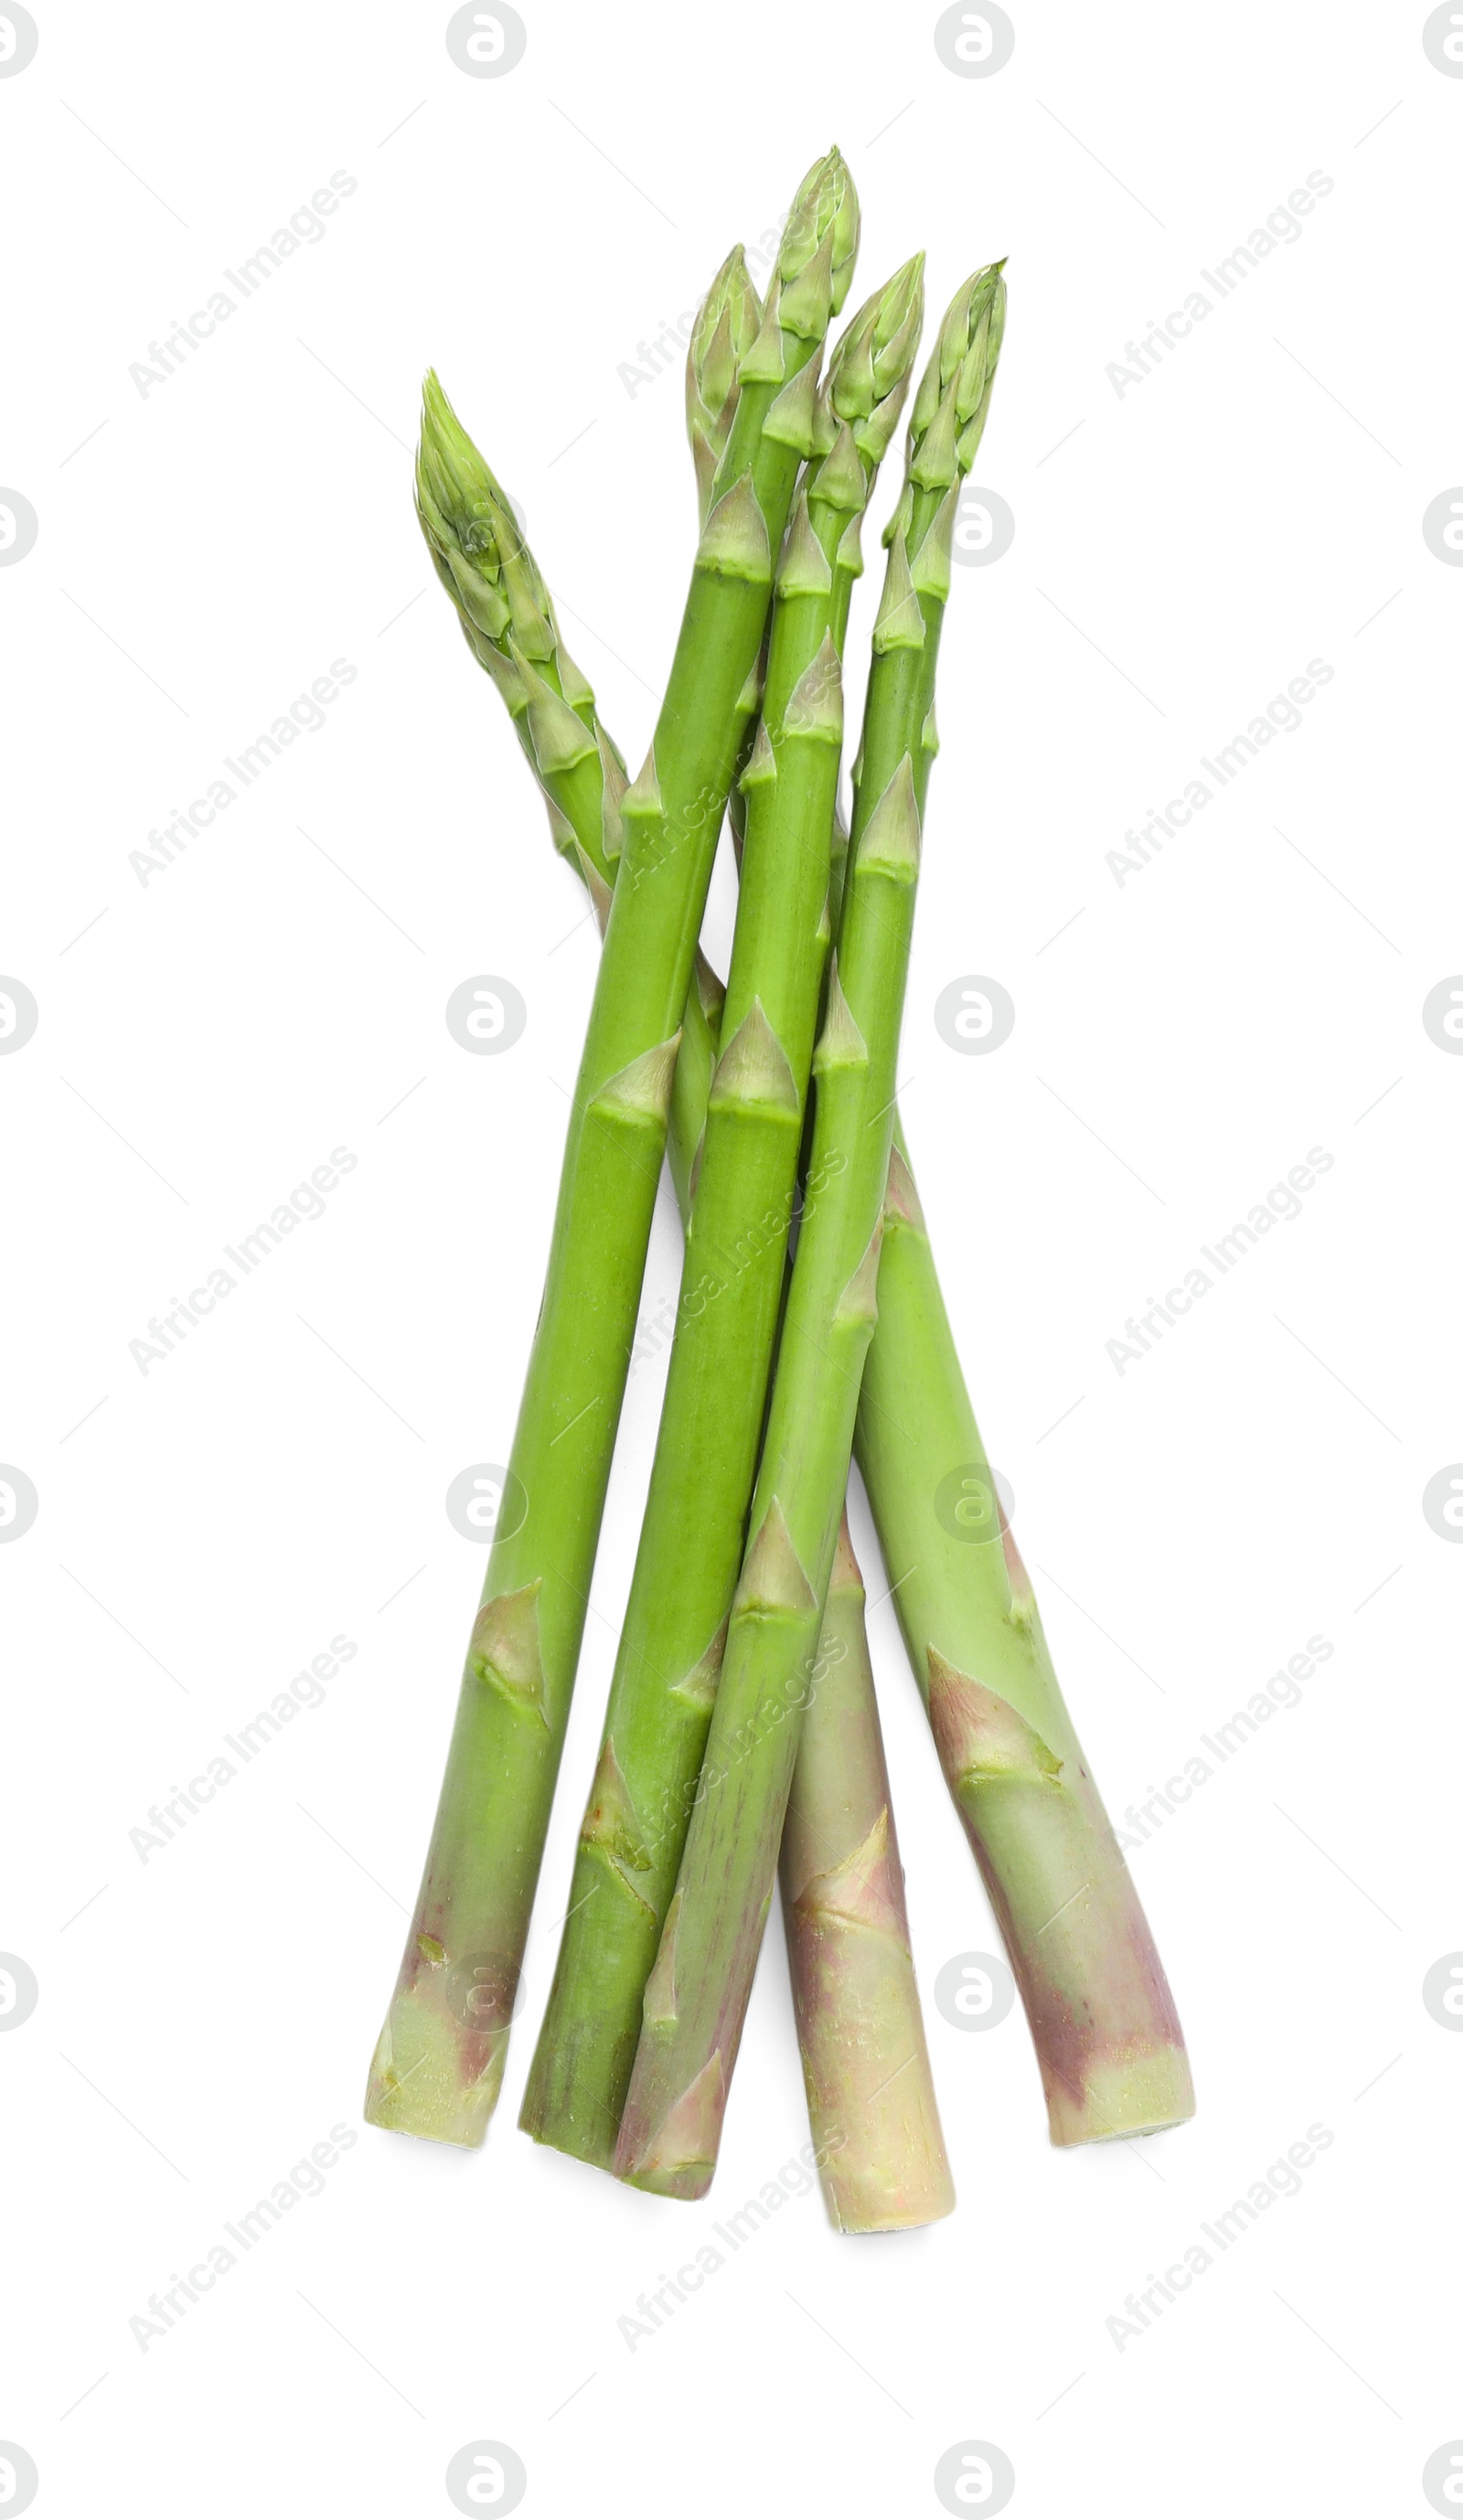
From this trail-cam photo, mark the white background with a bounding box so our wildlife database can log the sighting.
[4,2,1460,2513]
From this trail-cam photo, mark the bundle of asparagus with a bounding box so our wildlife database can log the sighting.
[365,147,1193,2228]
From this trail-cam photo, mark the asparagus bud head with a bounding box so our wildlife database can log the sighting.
[906,260,1008,471]
[778,147,861,332]
[687,246,764,518]
[826,252,926,465]
[415,370,552,658]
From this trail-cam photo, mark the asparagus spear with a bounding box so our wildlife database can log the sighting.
[612,285,987,2198]
[857,1153,1194,2141]
[412,369,722,1217]
[365,148,859,2148]
[780,1515,954,2228]
[520,259,925,2169]
[846,272,1194,2145]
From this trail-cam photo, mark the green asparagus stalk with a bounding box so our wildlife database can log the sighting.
[846,271,1194,2144]
[412,369,722,1218]
[364,149,859,2148]
[520,257,925,2169]
[612,281,977,2196]
[856,1152,1194,2141]
[780,1513,954,2228]
[415,251,745,1335]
